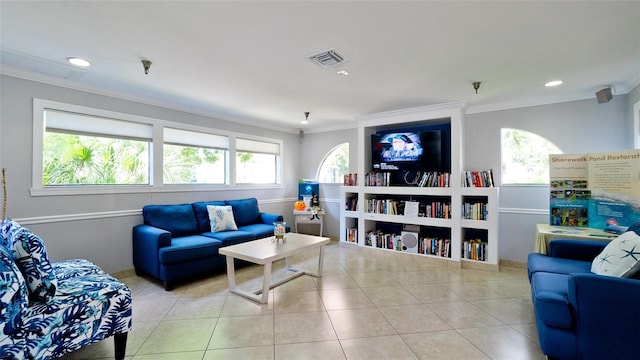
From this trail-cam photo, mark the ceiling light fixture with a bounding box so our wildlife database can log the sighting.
[141,60,152,75]
[337,70,349,76]
[545,80,563,87]
[300,111,310,125]
[472,82,481,94]
[67,57,91,67]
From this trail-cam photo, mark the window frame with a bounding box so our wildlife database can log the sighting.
[32,98,283,196]
[234,137,282,185]
[500,127,562,186]
[316,142,349,184]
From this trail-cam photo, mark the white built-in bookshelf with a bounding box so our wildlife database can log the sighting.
[339,103,499,269]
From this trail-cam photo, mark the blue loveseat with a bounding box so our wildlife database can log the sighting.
[527,222,640,360]
[1,219,132,360]
[133,197,286,290]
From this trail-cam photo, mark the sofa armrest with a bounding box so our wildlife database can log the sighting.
[568,273,640,360]
[548,239,608,261]
[132,224,172,278]
[259,212,284,224]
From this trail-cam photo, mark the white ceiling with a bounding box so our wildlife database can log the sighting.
[1,1,639,132]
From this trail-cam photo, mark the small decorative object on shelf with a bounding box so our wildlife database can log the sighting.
[344,173,358,186]
[273,222,286,243]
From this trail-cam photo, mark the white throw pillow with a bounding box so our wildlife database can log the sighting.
[207,205,238,232]
[591,231,640,277]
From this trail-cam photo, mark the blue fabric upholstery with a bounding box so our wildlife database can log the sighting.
[133,198,286,290]
[226,198,260,227]
[1,221,132,360]
[143,204,198,237]
[528,237,640,360]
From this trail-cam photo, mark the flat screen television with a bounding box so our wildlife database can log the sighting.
[371,125,450,184]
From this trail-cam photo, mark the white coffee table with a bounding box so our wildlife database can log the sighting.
[219,233,330,303]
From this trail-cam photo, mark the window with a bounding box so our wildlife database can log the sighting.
[163,128,227,184]
[501,128,562,185]
[317,143,349,183]
[235,138,281,184]
[42,109,151,185]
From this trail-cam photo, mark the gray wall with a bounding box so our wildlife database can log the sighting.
[0,75,300,273]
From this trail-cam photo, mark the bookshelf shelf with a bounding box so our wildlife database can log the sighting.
[339,103,499,269]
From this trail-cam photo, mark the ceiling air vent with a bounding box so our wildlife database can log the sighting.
[309,49,345,68]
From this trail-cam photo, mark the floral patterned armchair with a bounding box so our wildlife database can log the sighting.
[0,219,132,359]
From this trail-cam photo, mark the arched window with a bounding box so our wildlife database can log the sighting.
[317,143,349,183]
[501,128,562,185]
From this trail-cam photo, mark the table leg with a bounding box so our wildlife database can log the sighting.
[225,255,236,290]
[261,261,272,303]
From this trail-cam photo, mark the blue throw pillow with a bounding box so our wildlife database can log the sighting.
[1,219,58,302]
[226,198,260,227]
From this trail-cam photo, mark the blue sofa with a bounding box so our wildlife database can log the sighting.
[133,197,286,290]
[527,222,640,360]
[1,219,132,360]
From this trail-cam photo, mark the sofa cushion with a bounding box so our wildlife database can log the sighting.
[192,200,226,233]
[591,231,640,277]
[1,219,58,303]
[531,272,573,329]
[0,245,29,338]
[527,252,592,281]
[238,223,277,239]
[202,230,256,247]
[207,205,238,232]
[158,235,222,265]
[226,198,260,227]
[143,204,198,237]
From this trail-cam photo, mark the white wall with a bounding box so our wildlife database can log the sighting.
[0,75,301,273]
[466,96,631,262]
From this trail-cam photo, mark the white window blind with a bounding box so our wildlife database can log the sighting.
[236,138,280,154]
[44,109,152,140]
[164,128,228,149]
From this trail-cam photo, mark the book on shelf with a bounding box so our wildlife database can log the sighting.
[418,171,451,187]
[418,237,451,258]
[344,173,358,186]
[462,169,494,187]
[364,171,392,186]
[462,239,487,261]
[462,202,488,220]
[346,227,358,243]
[345,196,358,211]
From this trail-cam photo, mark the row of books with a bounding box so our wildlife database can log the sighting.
[419,238,452,258]
[462,169,495,187]
[365,199,451,219]
[343,173,358,186]
[462,239,488,261]
[416,171,451,187]
[364,172,392,186]
[345,197,358,211]
[462,202,488,220]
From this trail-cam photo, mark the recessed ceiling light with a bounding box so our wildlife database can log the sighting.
[545,80,563,87]
[67,57,91,67]
[337,70,349,76]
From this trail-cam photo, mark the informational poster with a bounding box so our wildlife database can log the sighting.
[549,149,640,231]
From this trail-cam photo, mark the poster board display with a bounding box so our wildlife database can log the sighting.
[549,149,640,231]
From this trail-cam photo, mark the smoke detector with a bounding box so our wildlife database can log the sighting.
[309,49,346,68]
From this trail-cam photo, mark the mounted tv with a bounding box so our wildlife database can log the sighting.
[371,124,450,183]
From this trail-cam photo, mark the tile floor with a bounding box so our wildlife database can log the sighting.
[62,241,545,360]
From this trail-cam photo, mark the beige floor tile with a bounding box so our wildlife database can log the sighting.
[314,273,359,290]
[361,286,419,307]
[273,290,325,313]
[221,293,273,317]
[137,318,217,354]
[378,304,452,334]
[203,345,274,359]
[426,301,503,329]
[509,323,540,344]
[327,308,396,339]
[404,283,463,303]
[402,330,490,360]
[276,340,346,360]
[340,335,418,359]
[319,288,375,310]
[457,325,546,360]
[132,298,179,322]
[471,297,536,325]
[208,314,274,349]
[164,294,226,320]
[133,351,205,359]
[274,311,337,344]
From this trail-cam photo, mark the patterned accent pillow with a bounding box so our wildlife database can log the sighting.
[1,219,58,302]
[591,231,640,277]
[207,205,238,232]
[0,245,28,337]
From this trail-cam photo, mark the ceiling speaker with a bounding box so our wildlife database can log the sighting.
[596,87,612,104]
[400,231,419,253]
